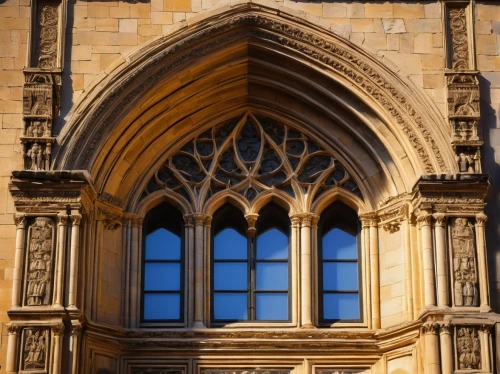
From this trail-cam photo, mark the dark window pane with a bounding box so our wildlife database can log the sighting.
[144,263,181,291]
[145,228,181,260]
[323,262,358,291]
[214,293,248,320]
[214,262,247,290]
[256,262,288,290]
[323,293,359,320]
[214,228,247,260]
[256,293,288,320]
[322,228,357,260]
[256,229,288,259]
[143,293,180,320]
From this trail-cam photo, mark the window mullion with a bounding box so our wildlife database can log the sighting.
[249,235,255,320]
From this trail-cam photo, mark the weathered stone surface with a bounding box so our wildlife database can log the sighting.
[382,18,406,34]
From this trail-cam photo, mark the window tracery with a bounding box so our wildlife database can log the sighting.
[140,112,362,209]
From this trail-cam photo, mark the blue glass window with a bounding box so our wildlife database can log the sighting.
[142,203,184,322]
[212,203,290,322]
[320,202,360,322]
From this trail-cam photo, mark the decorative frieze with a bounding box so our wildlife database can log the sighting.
[449,218,478,307]
[21,327,50,372]
[24,217,55,307]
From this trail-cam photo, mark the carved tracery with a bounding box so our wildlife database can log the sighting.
[141,112,362,209]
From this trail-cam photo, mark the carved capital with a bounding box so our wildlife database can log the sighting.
[70,214,82,226]
[245,213,259,236]
[383,222,400,233]
[7,323,21,335]
[193,213,207,226]
[291,216,301,228]
[440,322,452,335]
[475,213,487,227]
[416,212,432,227]
[422,322,439,335]
[183,215,194,227]
[71,322,82,336]
[433,213,447,227]
[311,215,320,228]
[51,323,65,336]
[14,214,27,229]
[57,214,68,226]
[300,213,315,227]
[480,324,492,334]
[203,215,212,227]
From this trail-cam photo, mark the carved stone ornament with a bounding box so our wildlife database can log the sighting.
[33,3,60,69]
[456,326,481,370]
[140,112,362,211]
[201,370,290,374]
[63,10,447,174]
[133,371,183,374]
[21,72,61,171]
[99,209,123,231]
[447,6,469,70]
[450,218,478,307]
[21,327,50,372]
[24,217,55,306]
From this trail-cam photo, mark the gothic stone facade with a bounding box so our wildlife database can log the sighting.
[1,0,500,373]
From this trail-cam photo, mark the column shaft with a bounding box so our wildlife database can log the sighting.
[12,215,26,308]
[419,213,436,307]
[5,325,19,373]
[369,220,380,329]
[475,214,489,308]
[439,325,453,374]
[433,214,449,307]
[54,215,68,307]
[424,323,441,374]
[194,214,206,327]
[129,223,140,328]
[68,214,82,308]
[300,214,313,328]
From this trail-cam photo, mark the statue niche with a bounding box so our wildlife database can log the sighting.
[450,218,478,307]
[24,217,55,306]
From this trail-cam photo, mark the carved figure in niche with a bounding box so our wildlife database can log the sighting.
[27,143,44,171]
[457,327,481,370]
[23,329,48,370]
[456,153,474,173]
[451,218,478,307]
[454,120,478,142]
[44,143,52,170]
[25,217,53,306]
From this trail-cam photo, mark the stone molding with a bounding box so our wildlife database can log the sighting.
[56,5,454,175]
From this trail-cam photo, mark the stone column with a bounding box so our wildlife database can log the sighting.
[184,215,195,327]
[5,324,20,373]
[12,214,27,308]
[70,323,82,374]
[439,323,453,374]
[290,215,300,324]
[433,214,449,307]
[423,322,441,374]
[129,218,142,328]
[481,325,492,373]
[123,218,132,327]
[300,213,314,328]
[360,218,372,328]
[475,213,489,309]
[51,324,65,374]
[193,213,207,328]
[418,211,436,307]
[68,214,82,309]
[369,217,380,329]
[54,214,68,307]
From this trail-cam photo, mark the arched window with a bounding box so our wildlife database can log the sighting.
[212,202,290,323]
[318,201,360,323]
[142,202,184,322]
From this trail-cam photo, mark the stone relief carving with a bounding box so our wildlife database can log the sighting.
[202,370,290,374]
[140,112,362,211]
[456,327,481,370]
[133,371,182,374]
[25,217,55,306]
[33,3,59,69]
[21,327,49,371]
[66,12,446,174]
[447,7,469,70]
[450,218,478,307]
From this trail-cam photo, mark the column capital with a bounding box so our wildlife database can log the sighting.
[7,323,21,336]
[192,213,208,226]
[51,323,65,336]
[422,322,439,335]
[416,211,432,227]
[480,324,492,334]
[291,215,301,228]
[475,213,487,227]
[439,322,452,335]
[359,213,377,227]
[71,322,82,336]
[183,214,195,227]
[57,214,68,226]
[245,213,259,237]
[13,214,27,229]
[70,214,82,226]
[432,213,447,227]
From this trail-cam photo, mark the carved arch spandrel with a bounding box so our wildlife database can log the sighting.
[55,4,457,179]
